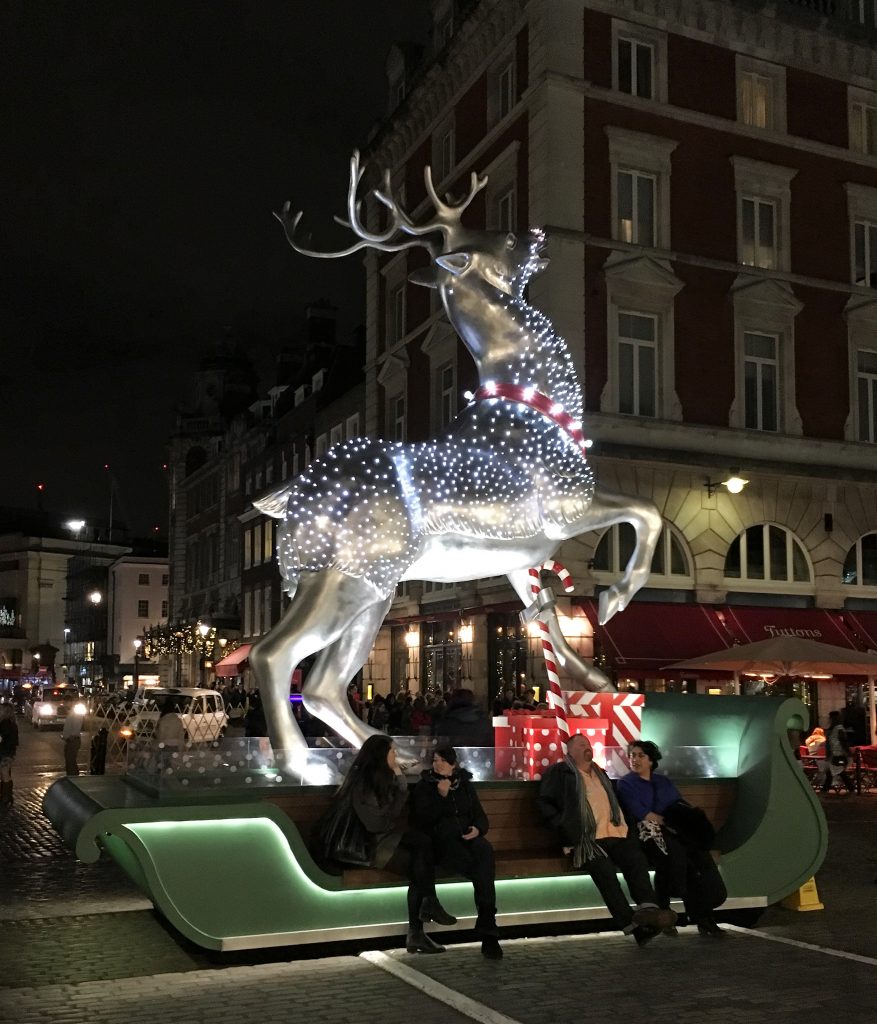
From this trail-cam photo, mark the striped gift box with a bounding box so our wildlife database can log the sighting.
[566,692,644,773]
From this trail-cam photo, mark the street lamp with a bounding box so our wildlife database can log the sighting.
[197,622,210,687]
[89,591,102,687]
[133,638,142,692]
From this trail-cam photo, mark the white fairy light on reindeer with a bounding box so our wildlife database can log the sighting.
[251,152,662,775]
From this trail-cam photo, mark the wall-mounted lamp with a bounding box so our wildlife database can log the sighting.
[404,627,419,649]
[704,470,749,497]
[458,622,473,644]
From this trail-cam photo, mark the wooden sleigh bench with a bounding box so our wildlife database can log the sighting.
[265,779,737,888]
[42,693,827,952]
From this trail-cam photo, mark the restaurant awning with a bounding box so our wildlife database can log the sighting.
[718,606,857,649]
[842,610,877,651]
[579,599,735,677]
[215,644,252,678]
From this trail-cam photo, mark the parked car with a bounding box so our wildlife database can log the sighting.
[31,687,87,729]
[119,688,228,744]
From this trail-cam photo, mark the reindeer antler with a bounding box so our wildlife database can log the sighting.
[275,151,490,259]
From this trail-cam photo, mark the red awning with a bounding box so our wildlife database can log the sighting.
[215,643,252,678]
[720,606,856,649]
[580,599,735,677]
[841,611,877,651]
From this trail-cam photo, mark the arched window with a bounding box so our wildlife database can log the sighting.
[724,524,811,584]
[592,522,692,584]
[842,533,877,587]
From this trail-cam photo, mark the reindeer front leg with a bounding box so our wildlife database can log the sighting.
[581,487,663,624]
[507,569,615,693]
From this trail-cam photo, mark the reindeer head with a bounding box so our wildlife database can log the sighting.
[275,151,550,301]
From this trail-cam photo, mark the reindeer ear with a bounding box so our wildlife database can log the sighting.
[408,266,438,289]
[435,251,471,276]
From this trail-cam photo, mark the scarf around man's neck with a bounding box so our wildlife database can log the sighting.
[566,754,623,868]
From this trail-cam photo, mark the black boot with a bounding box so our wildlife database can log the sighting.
[419,896,457,926]
[406,927,446,954]
[480,937,503,959]
[696,915,725,937]
[475,907,500,938]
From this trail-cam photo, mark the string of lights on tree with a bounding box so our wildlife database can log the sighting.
[141,622,239,660]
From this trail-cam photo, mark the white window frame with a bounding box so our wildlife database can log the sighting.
[611,19,667,103]
[421,322,458,433]
[849,87,877,156]
[731,156,796,273]
[730,279,802,435]
[591,521,694,590]
[488,50,517,126]
[742,331,780,432]
[330,423,343,446]
[856,348,877,443]
[262,519,273,564]
[389,393,406,441]
[606,127,676,250]
[243,527,252,571]
[616,310,658,418]
[854,0,877,29]
[243,590,253,638]
[843,533,877,588]
[616,169,656,247]
[315,433,328,457]
[484,141,520,234]
[601,253,683,421]
[434,118,456,184]
[438,362,456,431]
[844,293,877,442]
[263,584,272,633]
[740,195,777,270]
[381,251,408,350]
[346,414,360,439]
[845,184,877,289]
[723,523,813,593]
[736,55,786,133]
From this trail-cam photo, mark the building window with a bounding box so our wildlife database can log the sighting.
[497,59,516,120]
[243,526,252,571]
[857,349,877,442]
[593,522,692,582]
[161,573,169,586]
[606,128,676,251]
[137,600,149,618]
[617,311,657,417]
[315,433,328,458]
[263,519,273,564]
[435,120,455,182]
[611,20,667,103]
[161,600,168,618]
[854,0,877,28]
[390,394,406,441]
[243,590,252,638]
[854,219,877,288]
[389,282,406,345]
[496,185,516,234]
[743,331,779,432]
[740,196,776,269]
[617,170,655,246]
[439,363,456,430]
[724,524,811,584]
[263,585,272,633]
[138,573,150,585]
[843,533,877,586]
[330,423,343,446]
[617,35,653,99]
[346,414,360,439]
[736,56,786,132]
[850,89,877,156]
[732,157,795,273]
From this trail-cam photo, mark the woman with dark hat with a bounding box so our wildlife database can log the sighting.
[411,744,502,958]
[618,739,726,937]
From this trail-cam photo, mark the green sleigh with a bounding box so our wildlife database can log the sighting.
[43,694,826,952]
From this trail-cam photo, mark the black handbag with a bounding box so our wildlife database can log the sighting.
[318,794,373,867]
[662,799,716,851]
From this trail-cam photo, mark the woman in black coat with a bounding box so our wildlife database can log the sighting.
[411,745,502,959]
[319,734,456,953]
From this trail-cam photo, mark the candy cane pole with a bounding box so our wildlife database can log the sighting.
[529,561,573,754]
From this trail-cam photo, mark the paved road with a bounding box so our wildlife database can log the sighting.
[2,723,876,1024]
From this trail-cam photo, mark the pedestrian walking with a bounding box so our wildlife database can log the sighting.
[821,710,855,794]
[0,703,19,807]
[62,708,84,776]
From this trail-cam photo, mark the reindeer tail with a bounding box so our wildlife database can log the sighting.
[253,485,292,519]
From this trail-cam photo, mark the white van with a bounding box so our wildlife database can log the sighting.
[122,688,228,744]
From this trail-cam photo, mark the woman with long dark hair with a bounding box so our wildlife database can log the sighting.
[320,734,456,953]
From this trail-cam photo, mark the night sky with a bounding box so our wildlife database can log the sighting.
[1,1,430,537]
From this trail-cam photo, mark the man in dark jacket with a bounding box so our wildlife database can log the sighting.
[412,744,502,959]
[433,689,493,747]
[538,733,676,945]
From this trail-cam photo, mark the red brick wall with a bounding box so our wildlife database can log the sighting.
[668,35,736,119]
[787,68,848,149]
[793,285,850,439]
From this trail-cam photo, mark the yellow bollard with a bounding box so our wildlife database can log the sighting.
[781,876,824,912]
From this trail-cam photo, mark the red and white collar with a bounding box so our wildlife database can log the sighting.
[472,382,590,456]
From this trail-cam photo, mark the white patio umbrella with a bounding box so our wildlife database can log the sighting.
[664,635,877,676]
[665,635,877,739]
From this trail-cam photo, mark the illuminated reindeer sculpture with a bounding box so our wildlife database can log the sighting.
[252,152,661,773]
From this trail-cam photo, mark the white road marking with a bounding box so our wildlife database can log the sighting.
[360,949,524,1024]
[728,924,877,967]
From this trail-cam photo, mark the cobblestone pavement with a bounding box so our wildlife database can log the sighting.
[2,771,876,1024]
